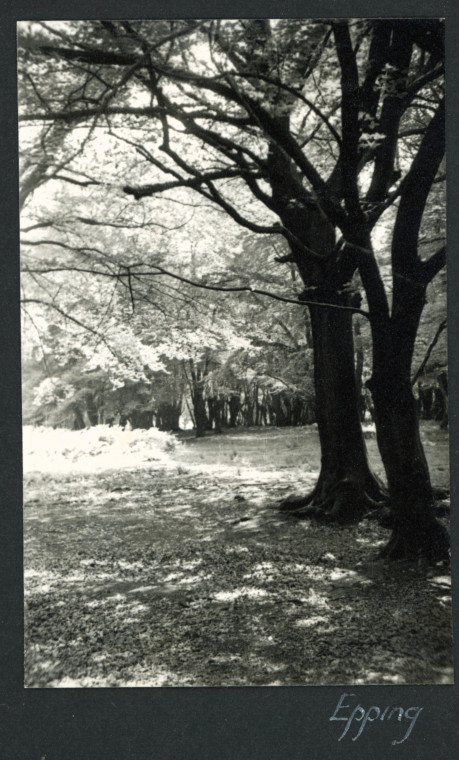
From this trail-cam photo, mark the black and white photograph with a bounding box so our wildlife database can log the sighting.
[18,17,453,690]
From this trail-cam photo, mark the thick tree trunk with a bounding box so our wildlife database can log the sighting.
[281,302,385,522]
[375,382,449,560]
[157,402,181,432]
[370,377,449,560]
[367,96,448,560]
[268,129,385,522]
[365,269,449,561]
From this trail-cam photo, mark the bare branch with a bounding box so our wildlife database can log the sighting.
[420,245,446,284]
[23,264,370,317]
[404,62,444,103]
[21,297,111,341]
[412,318,447,385]
[19,105,161,123]
[227,71,342,145]
[123,168,254,199]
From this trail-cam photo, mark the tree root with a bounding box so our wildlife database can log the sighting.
[379,517,450,563]
[366,488,449,528]
[278,491,317,513]
[278,476,322,513]
[279,477,388,525]
[279,470,449,561]
[366,504,395,527]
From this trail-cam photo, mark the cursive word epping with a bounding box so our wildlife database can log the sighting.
[329,692,423,745]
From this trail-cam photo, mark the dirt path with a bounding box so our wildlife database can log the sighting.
[24,424,453,687]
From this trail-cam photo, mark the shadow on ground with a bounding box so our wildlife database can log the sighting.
[24,424,453,687]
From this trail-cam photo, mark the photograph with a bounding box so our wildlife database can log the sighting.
[18,17,453,690]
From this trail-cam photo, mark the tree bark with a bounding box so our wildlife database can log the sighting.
[208,397,224,433]
[437,371,448,428]
[228,395,240,427]
[281,299,385,522]
[186,359,210,438]
[370,378,447,560]
[354,318,366,421]
[192,386,208,437]
[360,93,448,560]
[156,402,181,431]
[367,278,449,560]
[270,156,385,520]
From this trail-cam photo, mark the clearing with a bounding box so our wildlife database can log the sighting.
[24,422,453,687]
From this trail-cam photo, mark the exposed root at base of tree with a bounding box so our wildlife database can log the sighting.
[367,506,395,527]
[366,482,451,530]
[379,518,450,563]
[279,476,388,525]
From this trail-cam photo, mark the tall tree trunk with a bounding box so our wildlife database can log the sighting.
[370,377,447,559]
[368,278,449,560]
[186,359,210,438]
[274,204,385,520]
[368,96,448,560]
[215,398,224,433]
[282,301,384,521]
[192,386,208,438]
[207,397,224,433]
[228,395,240,427]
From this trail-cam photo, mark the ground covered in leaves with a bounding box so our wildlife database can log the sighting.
[24,423,453,687]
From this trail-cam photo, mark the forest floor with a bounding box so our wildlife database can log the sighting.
[24,422,453,687]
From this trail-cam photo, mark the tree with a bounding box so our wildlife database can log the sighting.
[20,163,270,434]
[18,19,448,559]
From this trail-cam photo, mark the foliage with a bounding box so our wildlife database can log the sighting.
[23,423,178,473]
[18,18,446,378]
[18,20,449,558]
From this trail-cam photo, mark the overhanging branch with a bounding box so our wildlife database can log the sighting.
[412,318,447,385]
[420,245,446,284]
[23,263,370,317]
